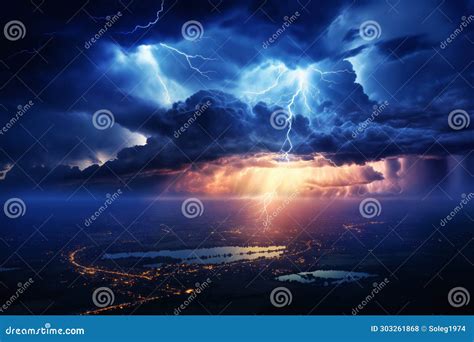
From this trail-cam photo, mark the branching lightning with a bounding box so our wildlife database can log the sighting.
[159,43,216,80]
[239,62,356,227]
[245,66,287,96]
[242,62,355,161]
[310,67,355,84]
[120,0,165,34]
[135,45,173,105]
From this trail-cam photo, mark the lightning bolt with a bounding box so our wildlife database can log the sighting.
[310,67,355,84]
[241,63,355,228]
[157,72,172,104]
[137,45,173,105]
[243,63,355,161]
[260,191,276,229]
[278,85,301,161]
[120,0,165,34]
[245,66,287,97]
[159,43,216,79]
[0,164,13,180]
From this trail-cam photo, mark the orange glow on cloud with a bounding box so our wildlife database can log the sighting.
[172,153,404,197]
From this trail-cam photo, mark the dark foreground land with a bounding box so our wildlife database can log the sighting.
[1,197,472,315]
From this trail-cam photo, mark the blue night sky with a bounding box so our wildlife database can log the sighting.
[0,0,473,197]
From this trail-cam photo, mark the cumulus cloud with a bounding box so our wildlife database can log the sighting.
[0,0,472,196]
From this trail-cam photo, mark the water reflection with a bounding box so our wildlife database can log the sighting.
[276,270,376,284]
[103,246,286,265]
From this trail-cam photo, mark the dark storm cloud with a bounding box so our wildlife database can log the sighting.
[0,89,311,190]
[375,35,433,61]
[0,0,473,192]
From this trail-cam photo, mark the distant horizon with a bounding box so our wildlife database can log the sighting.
[0,0,472,320]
